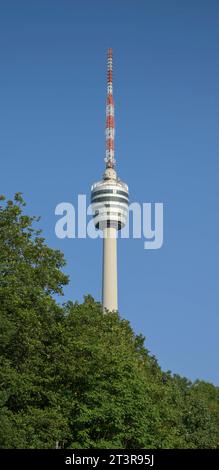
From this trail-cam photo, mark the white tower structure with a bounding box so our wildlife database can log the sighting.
[91,48,129,312]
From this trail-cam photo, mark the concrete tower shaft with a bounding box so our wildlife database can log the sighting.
[102,227,118,312]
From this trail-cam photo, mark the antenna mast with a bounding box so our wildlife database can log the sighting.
[105,48,115,169]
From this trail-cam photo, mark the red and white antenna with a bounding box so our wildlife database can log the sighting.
[105,48,116,169]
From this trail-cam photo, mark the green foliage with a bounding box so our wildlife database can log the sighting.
[0,195,218,448]
[0,194,69,448]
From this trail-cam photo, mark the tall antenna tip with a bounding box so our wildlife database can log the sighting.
[105,48,115,169]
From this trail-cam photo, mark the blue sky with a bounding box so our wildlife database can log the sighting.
[0,0,219,385]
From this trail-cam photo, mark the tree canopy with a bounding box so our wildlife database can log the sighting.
[0,195,218,448]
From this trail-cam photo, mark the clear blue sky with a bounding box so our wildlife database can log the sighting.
[0,0,219,385]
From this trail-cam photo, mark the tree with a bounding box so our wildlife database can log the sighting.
[0,194,218,448]
[0,194,69,447]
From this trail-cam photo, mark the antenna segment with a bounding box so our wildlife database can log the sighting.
[105,48,115,169]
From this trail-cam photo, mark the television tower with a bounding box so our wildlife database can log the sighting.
[91,49,129,312]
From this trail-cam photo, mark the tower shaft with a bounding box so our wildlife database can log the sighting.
[102,227,118,311]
